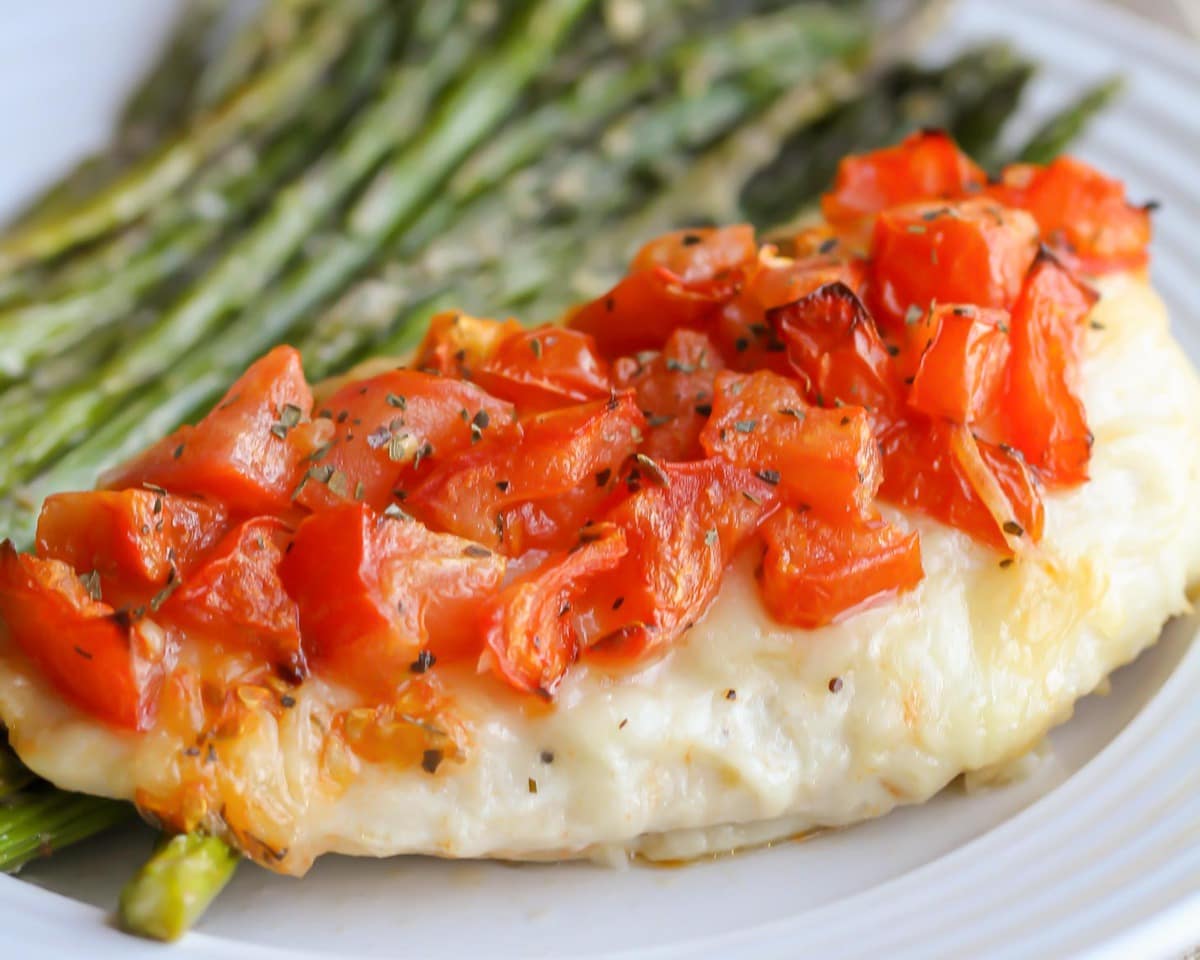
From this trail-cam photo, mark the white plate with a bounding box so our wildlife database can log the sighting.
[2,1,1199,957]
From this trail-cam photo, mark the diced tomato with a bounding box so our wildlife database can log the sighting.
[771,282,904,421]
[821,130,986,232]
[567,265,744,357]
[907,305,1011,426]
[712,289,793,375]
[949,427,1045,545]
[472,327,612,412]
[700,370,880,519]
[413,311,522,378]
[102,346,314,516]
[581,460,777,665]
[35,490,227,603]
[748,254,867,311]
[297,370,517,513]
[0,543,159,729]
[990,157,1151,273]
[880,421,1043,549]
[713,255,866,374]
[1003,251,1098,486]
[867,199,1039,332]
[759,508,923,628]
[613,329,724,461]
[629,225,757,283]
[161,518,302,671]
[481,523,628,695]
[406,393,646,553]
[281,503,506,697]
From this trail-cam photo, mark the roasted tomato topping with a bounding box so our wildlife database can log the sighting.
[0,543,161,729]
[629,225,758,282]
[481,523,628,695]
[990,157,1151,273]
[906,304,1011,427]
[759,508,923,628]
[0,136,1132,721]
[868,198,1039,331]
[297,369,517,512]
[406,393,645,553]
[161,517,302,671]
[581,460,778,665]
[772,281,903,419]
[281,503,506,696]
[102,345,314,516]
[472,326,612,412]
[567,265,745,357]
[413,311,522,378]
[1002,251,1098,486]
[36,490,227,604]
[613,329,724,461]
[821,130,987,234]
[700,370,880,519]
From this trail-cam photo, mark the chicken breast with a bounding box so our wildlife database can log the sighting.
[1,274,1198,875]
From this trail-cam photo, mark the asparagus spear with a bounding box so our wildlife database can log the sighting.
[0,16,399,384]
[0,3,369,274]
[1014,76,1123,165]
[6,0,226,233]
[0,790,131,873]
[0,0,595,492]
[118,833,239,942]
[192,0,327,112]
[0,1,485,482]
[739,43,1038,229]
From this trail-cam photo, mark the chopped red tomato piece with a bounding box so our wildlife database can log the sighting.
[581,460,778,665]
[880,422,1043,549]
[629,225,757,283]
[867,199,1039,332]
[35,490,227,603]
[481,523,628,695]
[748,254,867,310]
[1003,251,1098,485]
[0,543,159,729]
[991,157,1151,273]
[102,346,314,516]
[567,265,743,357]
[713,255,866,373]
[701,370,881,519]
[281,503,506,697]
[821,130,986,231]
[472,326,612,412]
[759,508,923,628]
[613,329,723,461]
[162,518,302,671]
[948,426,1045,546]
[907,305,1011,426]
[406,393,645,553]
[413,311,522,378]
[772,281,904,419]
[298,370,516,513]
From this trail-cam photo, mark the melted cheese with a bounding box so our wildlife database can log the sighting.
[2,276,1199,874]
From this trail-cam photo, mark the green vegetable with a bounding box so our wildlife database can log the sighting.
[0,12,399,383]
[0,788,131,873]
[0,2,369,273]
[1014,76,1123,165]
[118,833,239,942]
